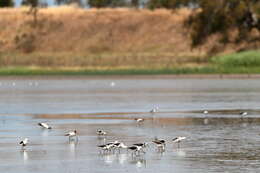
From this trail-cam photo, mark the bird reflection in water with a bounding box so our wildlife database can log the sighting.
[100,152,146,168]
[20,149,28,162]
[69,140,78,159]
[175,149,186,157]
[103,154,117,164]
[129,155,146,168]
[118,153,128,165]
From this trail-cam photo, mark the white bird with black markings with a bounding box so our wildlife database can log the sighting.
[240,111,248,116]
[135,118,144,123]
[98,143,114,153]
[152,139,166,151]
[113,142,128,153]
[133,142,148,148]
[65,130,78,141]
[97,129,107,136]
[128,145,145,155]
[19,138,29,148]
[38,122,52,129]
[172,136,186,148]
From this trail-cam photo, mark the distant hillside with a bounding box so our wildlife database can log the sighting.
[0,6,259,68]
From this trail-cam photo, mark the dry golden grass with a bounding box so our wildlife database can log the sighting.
[0,6,242,68]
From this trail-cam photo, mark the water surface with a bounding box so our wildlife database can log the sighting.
[0,76,260,173]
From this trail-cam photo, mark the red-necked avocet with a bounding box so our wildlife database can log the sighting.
[98,140,122,153]
[172,136,186,148]
[97,129,107,136]
[133,142,148,148]
[98,143,114,153]
[152,138,166,151]
[65,130,78,141]
[240,111,248,116]
[19,138,29,148]
[38,122,52,129]
[127,145,145,155]
[134,118,144,123]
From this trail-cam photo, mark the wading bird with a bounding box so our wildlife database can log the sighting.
[65,130,78,141]
[128,145,145,155]
[135,118,144,123]
[172,136,186,148]
[97,129,107,136]
[240,111,248,116]
[38,122,52,129]
[19,138,29,148]
[152,139,166,151]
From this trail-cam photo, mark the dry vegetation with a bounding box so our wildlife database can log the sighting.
[0,6,257,69]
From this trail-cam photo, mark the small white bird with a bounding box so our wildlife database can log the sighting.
[97,129,107,136]
[172,136,186,148]
[240,112,248,116]
[135,118,144,123]
[203,110,208,114]
[38,122,52,129]
[65,130,78,141]
[19,138,29,148]
[150,107,159,113]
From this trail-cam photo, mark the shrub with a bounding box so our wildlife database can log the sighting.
[0,0,13,7]
[88,0,126,8]
[211,50,260,67]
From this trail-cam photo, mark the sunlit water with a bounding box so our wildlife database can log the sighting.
[0,76,260,173]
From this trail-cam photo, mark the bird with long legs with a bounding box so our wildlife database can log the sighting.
[19,138,29,149]
[65,130,78,141]
[172,136,186,148]
[152,138,166,152]
[127,145,145,156]
[38,122,52,129]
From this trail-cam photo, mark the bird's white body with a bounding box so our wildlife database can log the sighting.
[118,142,128,149]
[65,130,78,141]
[38,122,51,129]
[240,112,248,116]
[66,131,76,137]
[172,136,186,143]
[203,110,208,114]
[135,118,144,123]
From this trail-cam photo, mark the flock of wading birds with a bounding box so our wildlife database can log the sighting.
[19,107,186,155]
[19,108,249,155]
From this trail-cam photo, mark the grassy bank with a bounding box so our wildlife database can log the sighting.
[0,50,260,75]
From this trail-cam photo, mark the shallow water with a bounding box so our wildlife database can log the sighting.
[0,76,260,173]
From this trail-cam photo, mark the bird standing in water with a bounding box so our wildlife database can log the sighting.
[65,130,78,141]
[172,136,186,148]
[38,122,52,129]
[19,138,29,149]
